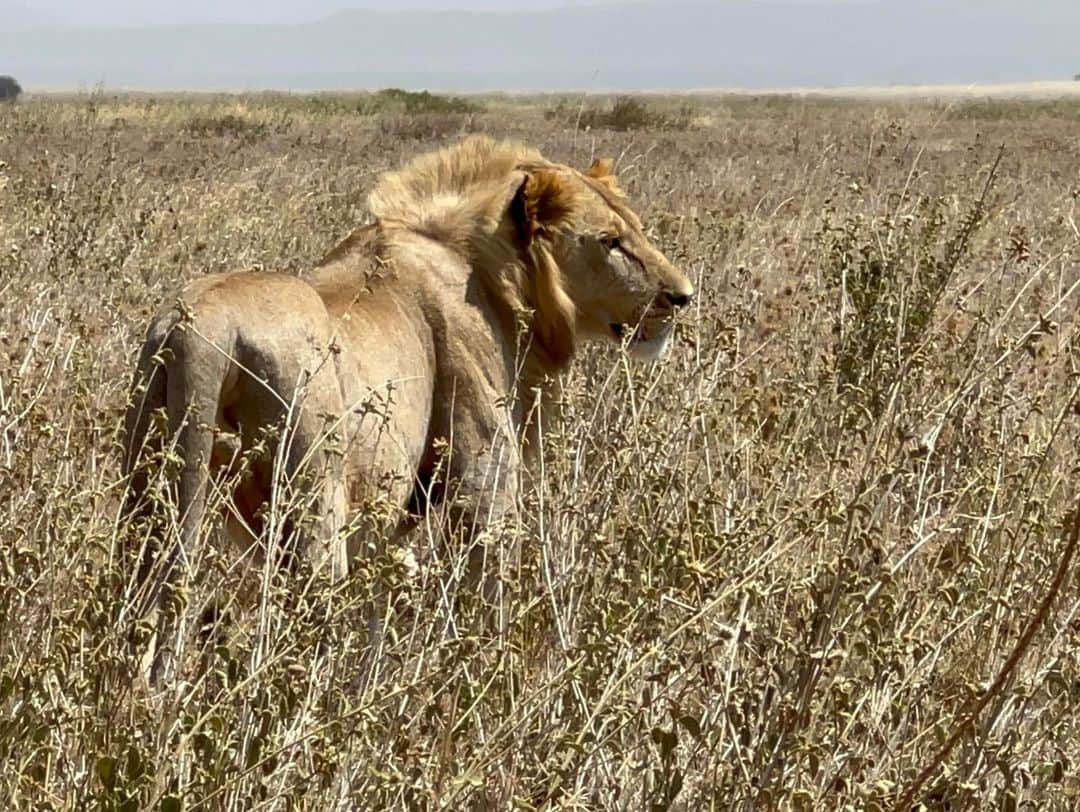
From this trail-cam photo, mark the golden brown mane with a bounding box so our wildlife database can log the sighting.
[368,135,545,249]
[364,136,647,373]
[368,136,591,369]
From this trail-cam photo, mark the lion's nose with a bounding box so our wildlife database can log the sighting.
[664,290,694,308]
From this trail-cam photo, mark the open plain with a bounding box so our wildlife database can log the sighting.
[1,90,1078,809]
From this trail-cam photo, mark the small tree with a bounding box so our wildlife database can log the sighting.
[0,76,22,102]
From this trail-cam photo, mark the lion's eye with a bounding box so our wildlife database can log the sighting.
[602,236,622,252]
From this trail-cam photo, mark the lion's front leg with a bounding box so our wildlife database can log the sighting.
[439,418,523,617]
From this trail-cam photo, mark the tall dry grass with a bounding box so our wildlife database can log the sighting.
[1,92,1079,809]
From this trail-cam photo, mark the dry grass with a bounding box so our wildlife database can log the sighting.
[684,80,1080,101]
[1,91,1079,810]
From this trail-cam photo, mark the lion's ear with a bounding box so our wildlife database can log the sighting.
[585,158,615,179]
[509,170,577,246]
[584,157,625,197]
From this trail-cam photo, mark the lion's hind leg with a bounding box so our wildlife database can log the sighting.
[219,342,353,677]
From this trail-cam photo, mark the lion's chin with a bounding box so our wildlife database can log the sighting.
[611,321,674,362]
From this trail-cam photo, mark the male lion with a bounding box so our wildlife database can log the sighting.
[123,135,693,680]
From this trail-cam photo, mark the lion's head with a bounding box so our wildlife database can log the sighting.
[519,157,694,363]
[367,135,694,367]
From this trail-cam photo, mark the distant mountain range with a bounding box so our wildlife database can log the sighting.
[1,1,1077,92]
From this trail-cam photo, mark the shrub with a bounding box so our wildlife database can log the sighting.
[374,112,479,142]
[817,156,1000,425]
[586,95,657,130]
[0,75,22,102]
[361,88,481,116]
[182,113,268,140]
[551,95,696,131]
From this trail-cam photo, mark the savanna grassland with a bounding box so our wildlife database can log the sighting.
[1,90,1079,810]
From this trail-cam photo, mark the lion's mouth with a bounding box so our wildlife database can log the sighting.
[610,320,674,361]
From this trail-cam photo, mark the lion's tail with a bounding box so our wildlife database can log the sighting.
[122,309,230,681]
[122,311,176,610]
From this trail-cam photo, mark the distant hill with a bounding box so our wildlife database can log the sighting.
[2,0,1078,92]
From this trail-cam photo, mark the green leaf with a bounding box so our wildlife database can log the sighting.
[676,714,701,741]
[96,756,117,790]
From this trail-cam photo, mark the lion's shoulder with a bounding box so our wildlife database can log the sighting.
[306,224,397,314]
[315,222,381,267]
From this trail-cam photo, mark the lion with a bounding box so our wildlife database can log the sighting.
[122,135,694,680]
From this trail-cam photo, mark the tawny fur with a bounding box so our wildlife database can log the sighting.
[122,135,694,681]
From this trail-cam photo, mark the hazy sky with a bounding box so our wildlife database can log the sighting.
[4,0,1075,91]
[18,0,621,26]
[13,0,874,28]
